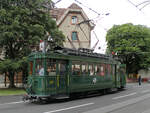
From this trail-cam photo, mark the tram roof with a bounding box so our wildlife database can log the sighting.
[28,47,119,64]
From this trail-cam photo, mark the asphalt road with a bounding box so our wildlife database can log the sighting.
[1,83,150,113]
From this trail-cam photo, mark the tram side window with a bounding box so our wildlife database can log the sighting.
[46,59,56,75]
[72,62,81,75]
[99,64,105,76]
[111,65,115,76]
[96,65,100,75]
[106,64,111,75]
[108,64,111,75]
[29,61,33,75]
[58,61,66,75]
[89,64,94,76]
[94,65,100,75]
[35,59,44,76]
[81,63,88,75]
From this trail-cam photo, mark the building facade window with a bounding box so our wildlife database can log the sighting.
[72,32,78,40]
[71,16,77,24]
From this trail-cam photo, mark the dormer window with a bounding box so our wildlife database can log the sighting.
[71,16,77,24]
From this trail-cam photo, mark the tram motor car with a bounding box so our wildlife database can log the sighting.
[23,47,126,102]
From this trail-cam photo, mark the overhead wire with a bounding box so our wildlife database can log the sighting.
[126,0,150,23]
[53,0,62,5]
[127,0,147,13]
[54,0,109,31]
[74,0,110,34]
[74,0,101,16]
[136,0,150,7]
[53,0,109,51]
[138,2,150,10]
[74,0,109,17]
[127,0,150,25]
[73,0,110,52]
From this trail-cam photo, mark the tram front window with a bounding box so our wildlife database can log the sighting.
[46,59,56,75]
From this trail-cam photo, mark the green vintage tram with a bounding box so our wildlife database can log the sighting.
[23,47,126,101]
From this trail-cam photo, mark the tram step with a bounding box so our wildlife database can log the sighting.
[56,95,69,99]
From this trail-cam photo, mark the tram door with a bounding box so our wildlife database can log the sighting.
[56,60,69,95]
[115,65,120,87]
[114,65,117,87]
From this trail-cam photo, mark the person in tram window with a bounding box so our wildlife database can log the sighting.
[36,66,39,75]
[47,66,56,75]
[47,67,51,75]
[39,66,44,76]
[90,69,94,76]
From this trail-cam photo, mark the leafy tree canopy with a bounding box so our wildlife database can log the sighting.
[106,23,150,74]
[0,0,65,87]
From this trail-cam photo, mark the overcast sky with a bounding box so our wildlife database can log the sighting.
[52,0,150,53]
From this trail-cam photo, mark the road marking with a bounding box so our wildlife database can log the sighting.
[43,103,94,113]
[0,101,24,106]
[112,92,137,100]
[84,93,150,113]
[141,90,150,94]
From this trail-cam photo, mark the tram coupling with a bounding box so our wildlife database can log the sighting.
[22,94,36,102]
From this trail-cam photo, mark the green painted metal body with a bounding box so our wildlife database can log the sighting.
[26,52,126,98]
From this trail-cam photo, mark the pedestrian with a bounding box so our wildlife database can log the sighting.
[138,75,142,86]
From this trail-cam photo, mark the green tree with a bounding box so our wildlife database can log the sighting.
[0,0,65,88]
[106,23,150,74]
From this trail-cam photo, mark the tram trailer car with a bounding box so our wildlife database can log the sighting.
[23,48,126,101]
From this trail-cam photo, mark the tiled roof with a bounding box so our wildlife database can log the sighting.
[50,3,82,21]
[68,3,82,9]
[50,8,66,20]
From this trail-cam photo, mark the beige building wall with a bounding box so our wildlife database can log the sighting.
[138,69,150,79]
[59,12,91,49]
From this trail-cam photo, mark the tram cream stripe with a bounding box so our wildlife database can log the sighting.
[43,102,94,113]
[112,92,137,100]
